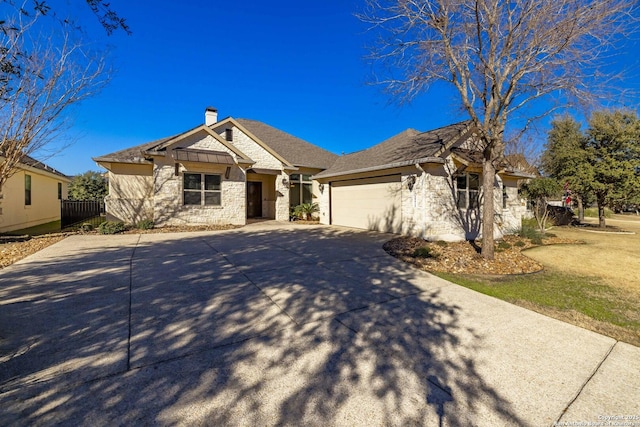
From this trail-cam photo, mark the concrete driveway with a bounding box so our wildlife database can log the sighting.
[0,222,638,426]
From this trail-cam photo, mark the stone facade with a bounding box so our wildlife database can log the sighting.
[152,145,246,226]
[98,116,526,236]
[218,125,283,170]
[317,155,524,242]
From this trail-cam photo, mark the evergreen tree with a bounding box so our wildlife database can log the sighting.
[585,110,640,227]
[68,171,108,201]
[541,116,593,221]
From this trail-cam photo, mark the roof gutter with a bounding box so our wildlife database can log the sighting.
[315,156,444,179]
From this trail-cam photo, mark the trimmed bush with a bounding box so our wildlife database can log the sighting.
[137,219,154,230]
[98,221,126,235]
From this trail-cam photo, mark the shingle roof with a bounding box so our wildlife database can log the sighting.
[92,135,177,164]
[235,119,338,169]
[20,154,70,180]
[316,121,472,178]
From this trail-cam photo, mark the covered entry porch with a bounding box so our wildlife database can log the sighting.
[245,168,289,221]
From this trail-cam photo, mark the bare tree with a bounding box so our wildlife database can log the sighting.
[361,0,636,259]
[0,8,109,210]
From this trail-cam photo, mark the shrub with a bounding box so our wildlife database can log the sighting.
[413,246,437,259]
[519,222,540,240]
[530,236,543,245]
[292,203,319,220]
[98,221,126,235]
[137,219,154,230]
[497,241,512,250]
[435,240,448,247]
[514,240,526,247]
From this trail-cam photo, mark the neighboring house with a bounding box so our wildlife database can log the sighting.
[94,108,532,241]
[0,155,70,233]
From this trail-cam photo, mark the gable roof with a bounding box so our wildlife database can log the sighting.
[92,136,175,164]
[93,119,337,170]
[93,126,255,166]
[316,121,473,179]
[234,119,338,169]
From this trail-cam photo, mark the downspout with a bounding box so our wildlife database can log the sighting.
[416,163,426,240]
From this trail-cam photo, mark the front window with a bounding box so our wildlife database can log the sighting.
[289,173,312,208]
[58,182,62,200]
[456,173,479,209]
[25,174,31,206]
[183,173,221,206]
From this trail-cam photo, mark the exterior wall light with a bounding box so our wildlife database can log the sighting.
[407,175,416,191]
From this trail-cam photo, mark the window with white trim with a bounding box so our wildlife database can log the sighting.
[456,173,479,209]
[183,173,221,206]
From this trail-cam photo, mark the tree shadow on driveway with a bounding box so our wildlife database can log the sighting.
[0,228,527,425]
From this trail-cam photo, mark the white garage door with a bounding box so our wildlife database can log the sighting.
[331,175,402,233]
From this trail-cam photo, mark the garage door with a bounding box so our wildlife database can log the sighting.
[330,175,402,233]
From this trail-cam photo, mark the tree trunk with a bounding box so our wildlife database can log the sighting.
[577,196,584,222]
[481,160,495,260]
[597,196,606,228]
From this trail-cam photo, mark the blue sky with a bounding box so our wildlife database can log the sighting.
[42,1,639,175]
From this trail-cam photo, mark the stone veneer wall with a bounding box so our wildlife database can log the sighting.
[317,181,330,225]
[400,170,427,236]
[317,163,523,241]
[275,173,290,221]
[421,161,469,241]
[219,126,282,170]
[152,156,246,226]
[499,178,523,235]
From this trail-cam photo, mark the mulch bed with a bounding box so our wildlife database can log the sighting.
[121,224,240,234]
[0,234,67,268]
[0,225,241,269]
[383,234,579,275]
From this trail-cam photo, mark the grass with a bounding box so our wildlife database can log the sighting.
[437,269,640,346]
[584,207,614,218]
[436,214,640,346]
[4,220,61,236]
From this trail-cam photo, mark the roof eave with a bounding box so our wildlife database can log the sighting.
[500,170,536,179]
[315,156,444,179]
[92,156,153,165]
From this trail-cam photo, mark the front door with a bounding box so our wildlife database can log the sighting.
[247,181,262,218]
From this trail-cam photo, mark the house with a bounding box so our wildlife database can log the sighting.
[93,107,337,226]
[94,107,531,241]
[314,122,532,241]
[0,155,70,233]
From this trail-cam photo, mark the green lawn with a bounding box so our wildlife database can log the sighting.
[437,265,640,347]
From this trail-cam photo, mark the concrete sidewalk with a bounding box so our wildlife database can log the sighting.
[0,222,638,426]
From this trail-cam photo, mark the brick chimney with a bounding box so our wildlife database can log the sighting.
[205,106,218,126]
